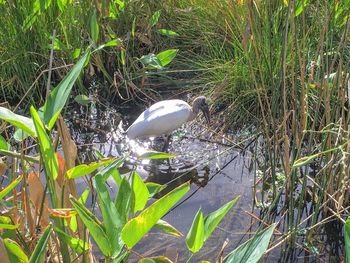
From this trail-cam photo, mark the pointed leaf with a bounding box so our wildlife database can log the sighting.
[89,10,99,43]
[70,195,112,256]
[186,208,204,253]
[0,176,22,200]
[204,196,239,241]
[223,224,276,263]
[30,106,58,181]
[345,218,350,263]
[66,158,116,179]
[29,224,52,263]
[115,177,132,225]
[94,175,123,256]
[121,182,190,248]
[156,49,178,67]
[149,10,161,27]
[154,219,182,237]
[54,227,89,254]
[132,172,149,213]
[4,239,28,263]
[43,50,91,130]
[0,107,35,137]
[0,135,8,150]
[146,182,166,198]
[138,151,176,160]
[157,29,179,37]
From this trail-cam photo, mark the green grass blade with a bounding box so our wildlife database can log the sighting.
[0,176,22,200]
[138,151,176,160]
[30,106,58,181]
[204,196,240,241]
[0,107,35,137]
[70,195,112,256]
[185,208,204,254]
[43,50,91,130]
[29,224,52,263]
[224,224,276,263]
[121,182,190,248]
[89,10,99,43]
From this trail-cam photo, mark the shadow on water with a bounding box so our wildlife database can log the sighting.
[66,98,345,262]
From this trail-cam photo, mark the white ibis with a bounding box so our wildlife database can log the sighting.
[126,96,210,151]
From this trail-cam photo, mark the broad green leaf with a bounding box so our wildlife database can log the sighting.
[0,135,8,150]
[30,107,58,181]
[43,50,91,130]
[70,195,111,256]
[140,54,162,69]
[70,189,90,232]
[54,227,89,254]
[98,159,123,185]
[4,239,28,263]
[74,94,91,106]
[29,225,52,263]
[132,172,149,213]
[72,48,81,59]
[345,218,350,263]
[157,29,179,37]
[204,196,240,241]
[121,182,190,248]
[115,177,132,225]
[66,158,116,179]
[186,208,204,254]
[94,175,123,256]
[0,216,11,224]
[156,49,178,67]
[223,224,276,263]
[0,224,19,230]
[146,182,166,198]
[0,107,35,137]
[149,10,161,27]
[89,10,99,43]
[0,176,22,200]
[154,219,182,237]
[95,38,122,52]
[295,0,309,17]
[138,151,176,160]
[13,129,29,142]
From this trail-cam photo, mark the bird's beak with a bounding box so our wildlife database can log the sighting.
[202,106,210,124]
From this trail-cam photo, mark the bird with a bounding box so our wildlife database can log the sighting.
[125,96,210,151]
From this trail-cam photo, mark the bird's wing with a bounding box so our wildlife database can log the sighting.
[126,100,192,139]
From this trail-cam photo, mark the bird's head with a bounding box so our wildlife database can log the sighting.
[192,96,210,124]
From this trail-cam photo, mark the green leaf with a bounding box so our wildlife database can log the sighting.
[115,177,132,225]
[131,17,136,38]
[186,208,204,254]
[69,189,90,232]
[30,107,58,181]
[132,172,149,213]
[139,54,163,69]
[0,176,22,200]
[345,218,350,263]
[43,50,91,130]
[121,182,190,248]
[292,146,339,168]
[29,224,52,263]
[66,158,116,179]
[0,135,8,150]
[139,257,172,263]
[154,219,182,237]
[94,175,123,256]
[89,10,99,43]
[223,224,276,263]
[204,196,240,241]
[95,38,122,52]
[156,49,178,67]
[146,182,166,198]
[149,10,161,27]
[295,0,309,17]
[138,151,176,160]
[157,29,179,37]
[74,94,91,106]
[0,107,36,137]
[54,227,89,254]
[13,129,30,142]
[57,0,69,11]
[71,48,81,59]
[70,195,112,256]
[0,224,19,230]
[4,238,28,263]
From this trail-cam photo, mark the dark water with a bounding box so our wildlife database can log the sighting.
[66,99,343,262]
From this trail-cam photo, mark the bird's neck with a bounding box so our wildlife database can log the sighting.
[188,107,199,121]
